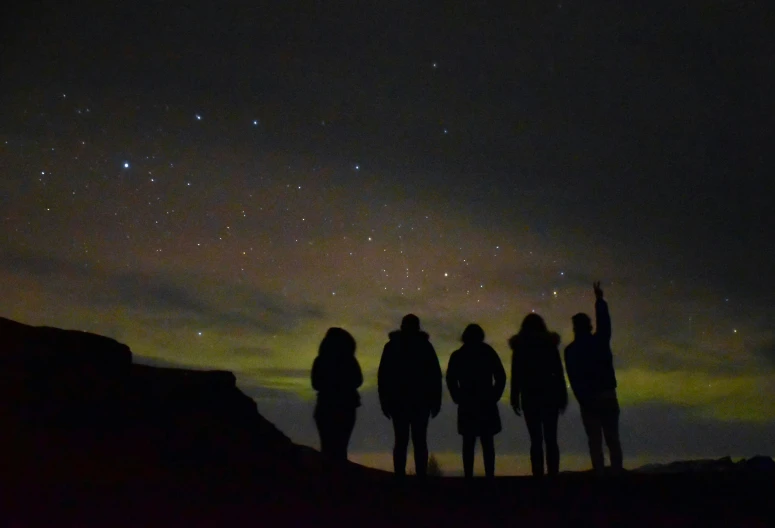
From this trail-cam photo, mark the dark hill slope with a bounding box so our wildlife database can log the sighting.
[0,317,385,498]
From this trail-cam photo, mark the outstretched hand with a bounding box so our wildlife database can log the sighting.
[512,404,522,417]
[593,281,604,300]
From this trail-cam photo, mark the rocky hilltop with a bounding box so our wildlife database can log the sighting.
[0,316,379,492]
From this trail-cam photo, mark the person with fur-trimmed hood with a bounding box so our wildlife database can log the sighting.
[378,314,442,478]
[509,313,568,477]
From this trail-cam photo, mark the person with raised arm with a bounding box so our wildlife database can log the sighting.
[564,282,623,474]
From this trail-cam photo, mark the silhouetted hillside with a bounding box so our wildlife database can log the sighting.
[0,317,385,490]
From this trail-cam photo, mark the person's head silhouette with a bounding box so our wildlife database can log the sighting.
[519,313,548,336]
[461,323,485,344]
[400,314,421,333]
[319,327,356,357]
[572,313,593,337]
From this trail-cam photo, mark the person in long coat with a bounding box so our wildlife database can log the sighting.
[311,327,363,461]
[509,313,568,477]
[378,314,442,478]
[446,323,507,478]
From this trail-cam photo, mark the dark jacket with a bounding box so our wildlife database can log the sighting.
[446,343,507,436]
[564,299,617,404]
[311,352,363,410]
[378,330,442,418]
[509,331,568,411]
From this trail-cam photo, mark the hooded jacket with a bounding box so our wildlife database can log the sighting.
[378,330,442,417]
[509,331,568,411]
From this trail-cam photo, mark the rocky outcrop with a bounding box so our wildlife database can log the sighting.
[0,317,300,483]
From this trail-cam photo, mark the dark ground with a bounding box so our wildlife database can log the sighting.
[3,465,774,527]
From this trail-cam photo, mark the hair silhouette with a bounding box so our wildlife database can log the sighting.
[446,323,506,478]
[311,327,362,461]
[319,327,356,358]
[571,312,593,336]
[509,313,567,477]
[461,323,485,344]
[519,313,549,336]
[378,314,442,478]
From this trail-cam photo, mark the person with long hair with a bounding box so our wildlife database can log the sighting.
[509,313,568,477]
[446,323,507,478]
[311,327,363,461]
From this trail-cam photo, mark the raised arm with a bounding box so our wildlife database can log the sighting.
[594,281,611,343]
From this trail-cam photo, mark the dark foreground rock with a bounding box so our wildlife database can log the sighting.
[1,317,773,527]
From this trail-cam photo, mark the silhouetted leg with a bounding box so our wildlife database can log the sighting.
[581,404,604,473]
[411,413,429,479]
[336,407,356,461]
[602,396,623,472]
[314,407,333,458]
[462,435,476,479]
[543,407,560,475]
[523,407,545,477]
[481,434,495,478]
[393,416,410,477]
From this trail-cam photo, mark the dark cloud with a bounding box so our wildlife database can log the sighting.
[0,249,325,334]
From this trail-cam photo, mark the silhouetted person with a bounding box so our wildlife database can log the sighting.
[509,314,568,477]
[378,314,442,478]
[311,327,363,461]
[565,282,623,474]
[446,324,506,479]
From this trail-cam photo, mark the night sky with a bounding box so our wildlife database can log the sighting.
[2,1,773,474]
